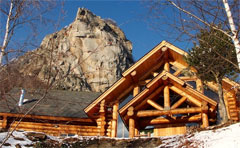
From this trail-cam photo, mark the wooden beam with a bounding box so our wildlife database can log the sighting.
[171,96,187,109]
[139,60,165,81]
[148,114,202,125]
[169,85,201,107]
[164,62,170,72]
[196,79,204,93]
[131,70,138,83]
[84,77,126,113]
[164,85,170,110]
[147,99,164,110]
[111,103,119,138]
[139,79,151,86]
[133,85,140,97]
[135,86,165,111]
[179,76,197,81]
[136,107,202,117]
[173,68,183,76]
[128,107,135,138]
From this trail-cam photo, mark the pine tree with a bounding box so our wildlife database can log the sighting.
[185,28,239,124]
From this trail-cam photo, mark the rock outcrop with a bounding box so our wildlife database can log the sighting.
[14,8,133,92]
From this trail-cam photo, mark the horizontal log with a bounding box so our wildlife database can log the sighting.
[179,76,197,81]
[13,125,100,133]
[0,113,94,123]
[136,107,202,117]
[9,121,98,130]
[148,114,202,125]
[11,127,100,136]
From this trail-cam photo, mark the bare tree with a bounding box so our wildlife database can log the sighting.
[145,0,239,68]
[0,0,61,65]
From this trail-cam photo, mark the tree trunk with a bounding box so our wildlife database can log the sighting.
[216,77,228,124]
[0,0,13,65]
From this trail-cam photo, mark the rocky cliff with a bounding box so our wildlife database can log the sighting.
[13,8,133,92]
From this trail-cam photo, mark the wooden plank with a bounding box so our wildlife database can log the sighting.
[136,107,202,117]
[147,99,164,110]
[171,96,187,109]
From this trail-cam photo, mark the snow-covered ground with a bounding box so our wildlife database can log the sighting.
[0,123,239,148]
[159,123,240,148]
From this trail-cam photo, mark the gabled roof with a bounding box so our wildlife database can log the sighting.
[119,71,217,116]
[119,70,217,125]
[84,40,238,119]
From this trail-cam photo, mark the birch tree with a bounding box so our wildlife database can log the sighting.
[222,0,240,69]
[0,0,61,65]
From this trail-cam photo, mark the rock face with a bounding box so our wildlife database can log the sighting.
[16,8,133,92]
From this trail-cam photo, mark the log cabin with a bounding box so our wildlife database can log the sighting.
[0,41,239,137]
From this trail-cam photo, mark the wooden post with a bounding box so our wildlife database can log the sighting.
[196,79,204,93]
[164,48,170,72]
[134,128,139,137]
[128,106,135,138]
[164,85,170,110]
[2,116,7,129]
[201,101,209,128]
[111,103,119,138]
[99,100,106,136]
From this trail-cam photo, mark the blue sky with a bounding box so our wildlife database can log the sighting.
[41,0,193,61]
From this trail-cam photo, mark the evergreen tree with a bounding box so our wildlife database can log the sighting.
[185,28,239,124]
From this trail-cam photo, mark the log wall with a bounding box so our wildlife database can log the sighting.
[0,120,99,136]
[154,124,186,137]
